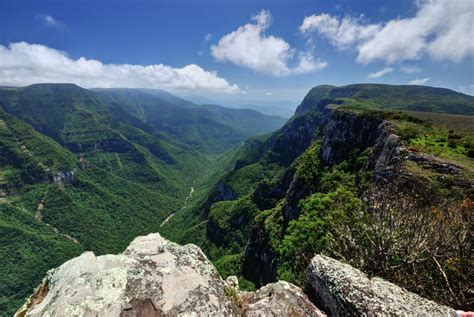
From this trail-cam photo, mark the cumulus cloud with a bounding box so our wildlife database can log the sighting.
[300,0,474,64]
[266,92,273,96]
[368,67,393,78]
[409,77,430,85]
[0,42,239,93]
[300,13,380,50]
[211,10,326,77]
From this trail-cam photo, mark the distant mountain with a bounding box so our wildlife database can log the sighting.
[181,94,297,118]
[297,84,474,115]
[94,88,286,154]
[224,102,297,118]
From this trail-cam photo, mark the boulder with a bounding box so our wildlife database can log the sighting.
[17,233,236,316]
[306,254,456,316]
[239,281,326,317]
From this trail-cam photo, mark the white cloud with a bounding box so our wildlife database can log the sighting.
[35,14,61,28]
[399,65,421,73]
[457,84,474,96]
[300,14,380,50]
[0,42,239,93]
[300,0,474,64]
[266,92,273,96]
[211,10,326,77]
[368,67,393,78]
[204,33,212,42]
[43,15,57,27]
[409,77,430,85]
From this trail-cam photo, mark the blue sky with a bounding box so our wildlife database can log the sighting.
[0,0,473,105]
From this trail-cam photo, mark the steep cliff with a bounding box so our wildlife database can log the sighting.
[242,106,472,307]
[179,85,473,310]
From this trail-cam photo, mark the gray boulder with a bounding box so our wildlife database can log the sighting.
[17,233,236,316]
[306,254,456,316]
[239,281,326,317]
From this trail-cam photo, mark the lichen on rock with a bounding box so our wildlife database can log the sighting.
[306,254,456,317]
[17,233,236,316]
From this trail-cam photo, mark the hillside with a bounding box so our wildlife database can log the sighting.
[95,88,286,154]
[160,84,474,310]
[296,84,474,115]
[0,83,284,315]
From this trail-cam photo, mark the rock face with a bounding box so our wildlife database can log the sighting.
[17,233,324,317]
[319,110,383,166]
[17,233,236,316]
[239,281,326,317]
[215,181,238,201]
[53,170,76,184]
[306,254,456,317]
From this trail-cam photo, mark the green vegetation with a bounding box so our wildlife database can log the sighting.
[166,84,473,310]
[0,83,284,315]
[0,203,84,315]
[395,117,474,169]
[96,88,286,154]
[297,83,474,115]
[1,82,473,313]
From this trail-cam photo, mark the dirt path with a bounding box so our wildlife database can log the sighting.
[33,185,80,244]
[160,186,194,227]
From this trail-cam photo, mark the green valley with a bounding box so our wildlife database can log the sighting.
[0,83,284,315]
[0,83,473,315]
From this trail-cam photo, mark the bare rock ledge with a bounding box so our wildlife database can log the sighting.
[306,254,456,317]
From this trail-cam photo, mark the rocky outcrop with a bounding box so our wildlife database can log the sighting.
[17,233,236,316]
[52,170,76,184]
[306,254,456,316]
[215,180,238,201]
[17,233,456,317]
[242,222,279,287]
[239,281,326,317]
[17,233,323,317]
[319,110,383,166]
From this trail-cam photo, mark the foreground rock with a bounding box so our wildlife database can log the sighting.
[17,233,322,317]
[238,281,325,316]
[17,233,235,316]
[306,254,456,316]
